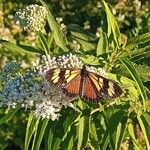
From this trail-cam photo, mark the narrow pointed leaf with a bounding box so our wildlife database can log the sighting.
[137,114,150,150]
[89,122,100,150]
[0,105,20,125]
[45,121,56,150]
[77,115,90,150]
[0,40,44,54]
[24,113,40,150]
[101,110,125,150]
[101,0,121,47]
[114,116,128,150]
[38,32,50,55]
[62,125,77,150]
[128,123,141,150]
[40,0,69,52]
[97,30,108,56]
[126,32,150,50]
[120,58,147,110]
[31,118,40,150]
[34,118,49,150]
[140,112,150,142]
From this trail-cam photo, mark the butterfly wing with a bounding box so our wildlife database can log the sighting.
[45,68,81,97]
[80,75,100,102]
[45,68,122,102]
[62,73,81,97]
[88,72,122,100]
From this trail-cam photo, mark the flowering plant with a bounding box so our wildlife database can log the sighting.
[0,0,150,149]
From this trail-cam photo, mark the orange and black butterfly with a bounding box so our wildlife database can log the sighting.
[45,66,122,103]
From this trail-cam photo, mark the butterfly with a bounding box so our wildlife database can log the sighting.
[45,66,122,103]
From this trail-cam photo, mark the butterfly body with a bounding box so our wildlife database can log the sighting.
[45,66,122,103]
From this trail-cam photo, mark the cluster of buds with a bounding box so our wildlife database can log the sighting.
[14,4,47,32]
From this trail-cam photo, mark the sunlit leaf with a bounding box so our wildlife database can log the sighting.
[40,0,69,52]
[137,114,150,150]
[96,30,108,56]
[128,123,141,150]
[120,58,147,110]
[0,40,44,54]
[101,0,121,47]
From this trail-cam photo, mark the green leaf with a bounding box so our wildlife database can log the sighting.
[101,110,125,150]
[79,54,100,65]
[62,110,79,141]
[137,114,150,150]
[96,30,108,56]
[115,63,150,82]
[128,123,141,150]
[120,58,147,110]
[68,24,97,41]
[108,73,139,100]
[33,118,49,150]
[31,118,40,150]
[114,116,128,150]
[38,32,50,55]
[68,24,97,52]
[40,0,69,52]
[126,32,150,50]
[62,125,77,150]
[51,108,77,150]
[45,121,56,150]
[77,101,90,150]
[140,113,150,142]
[120,45,150,61]
[52,133,62,150]
[0,105,20,125]
[24,113,40,150]
[131,64,150,82]
[101,0,121,47]
[89,122,100,150]
[77,115,90,150]
[0,40,44,54]
[47,32,54,50]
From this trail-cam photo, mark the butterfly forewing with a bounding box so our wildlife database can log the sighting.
[46,68,78,86]
[45,68,61,86]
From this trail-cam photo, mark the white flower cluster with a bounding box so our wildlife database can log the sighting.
[33,82,73,120]
[14,4,47,32]
[33,53,84,75]
[33,53,107,78]
[0,54,106,120]
[0,61,73,120]
[86,66,107,78]
[56,17,67,33]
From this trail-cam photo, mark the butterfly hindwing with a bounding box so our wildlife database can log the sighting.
[81,75,99,102]
[62,74,81,97]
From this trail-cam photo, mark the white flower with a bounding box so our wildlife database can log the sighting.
[14,4,47,32]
